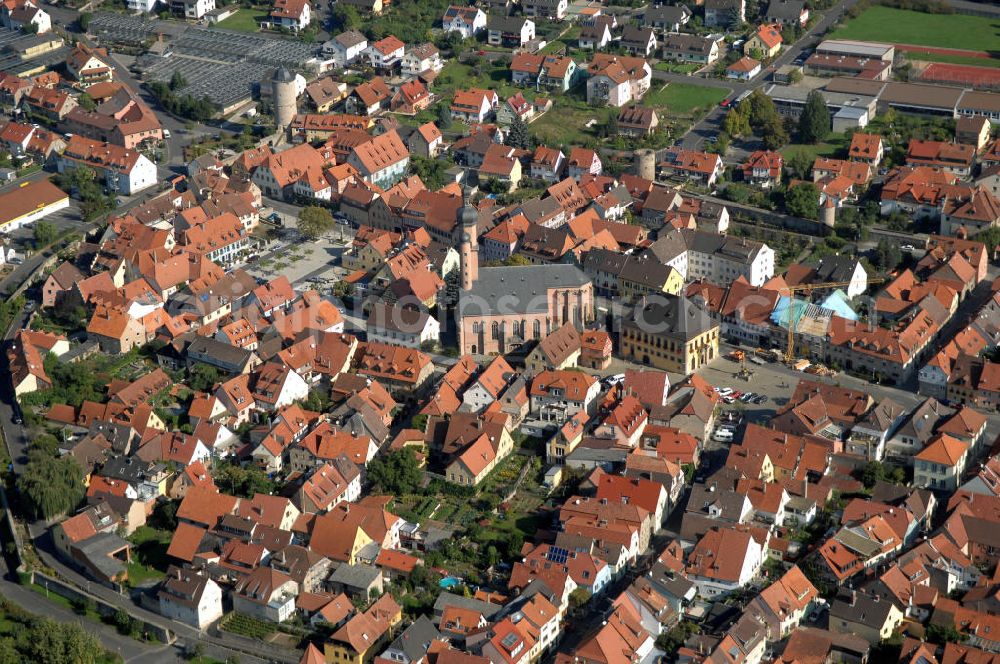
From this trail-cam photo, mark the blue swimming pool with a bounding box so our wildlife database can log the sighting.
[439,576,462,589]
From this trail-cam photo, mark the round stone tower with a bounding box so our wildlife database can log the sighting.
[821,198,836,228]
[271,67,297,135]
[459,187,479,292]
[634,149,656,181]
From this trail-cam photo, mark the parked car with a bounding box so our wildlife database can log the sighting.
[713,429,734,442]
[604,373,626,387]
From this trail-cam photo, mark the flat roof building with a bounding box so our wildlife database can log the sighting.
[815,39,894,62]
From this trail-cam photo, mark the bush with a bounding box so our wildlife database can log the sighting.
[112,608,136,635]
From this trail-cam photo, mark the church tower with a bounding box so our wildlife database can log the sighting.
[459,191,479,291]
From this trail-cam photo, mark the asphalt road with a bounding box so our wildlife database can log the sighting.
[0,557,184,663]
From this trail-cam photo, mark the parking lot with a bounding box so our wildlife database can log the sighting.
[240,203,355,287]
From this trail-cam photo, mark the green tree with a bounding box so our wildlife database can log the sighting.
[331,3,360,30]
[411,413,428,431]
[409,154,451,190]
[214,463,275,498]
[367,448,423,495]
[302,389,331,413]
[480,178,508,195]
[721,183,752,204]
[799,90,831,144]
[188,363,222,391]
[112,608,134,635]
[504,254,532,266]
[978,226,1000,254]
[504,116,533,150]
[169,70,187,91]
[54,165,114,221]
[17,452,84,520]
[745,89,780,130]
[760,115,789,150]
[786,149,812,180]
[33,221,56,248]
[602,109,619,138]
[28,618,104,663]
[332,280,355,299]
[784,182,819,219]
[437,103,453,130]
[77,93,96,112]
[861,460,905,488]
[31,433,60,457]
[297,205,335,239]
[871,238,903,273]
[926,624,965,645]
[722,107,751,138]
[151,499,178,530]
[78,11,91,31]
[681,463,695,484]
[568,588,591,612]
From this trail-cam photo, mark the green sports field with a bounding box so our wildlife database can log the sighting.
[830,6,1000,52]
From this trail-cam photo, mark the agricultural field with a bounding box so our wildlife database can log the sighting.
[220,612,276,640]
[830,6,1000,52]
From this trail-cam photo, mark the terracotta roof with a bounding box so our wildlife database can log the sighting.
[350,130,408,175]
[375,548,420,573]
[60,511,97,543]
[728,56,761,73]
[849,132,882,160]
[372,35,404,55]
[453,433,496,477]
[177,486,239,528]
[754,23,783,49]
[916,433,968,467]
[63,135,145,173]
[687,526,760,582]
[167,522,208,562]
[530,369,597,401]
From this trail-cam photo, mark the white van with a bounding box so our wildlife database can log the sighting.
[713,429,734,443]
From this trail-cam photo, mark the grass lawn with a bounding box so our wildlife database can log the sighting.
[645,82,727,117]
[437,61,521,100]
[830,6,1000,52]
[781,132,849,162]
[907,51,1000,69]
[127,561,165,586]
[216,8,267,32]
[530,97,603,146]
[127,526,171,586]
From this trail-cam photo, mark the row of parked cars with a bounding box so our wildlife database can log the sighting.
[714,387,769,405]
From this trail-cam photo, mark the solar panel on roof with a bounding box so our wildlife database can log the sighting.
[546,546,569,564]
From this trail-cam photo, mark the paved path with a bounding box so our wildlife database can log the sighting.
[0,554,184,663]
